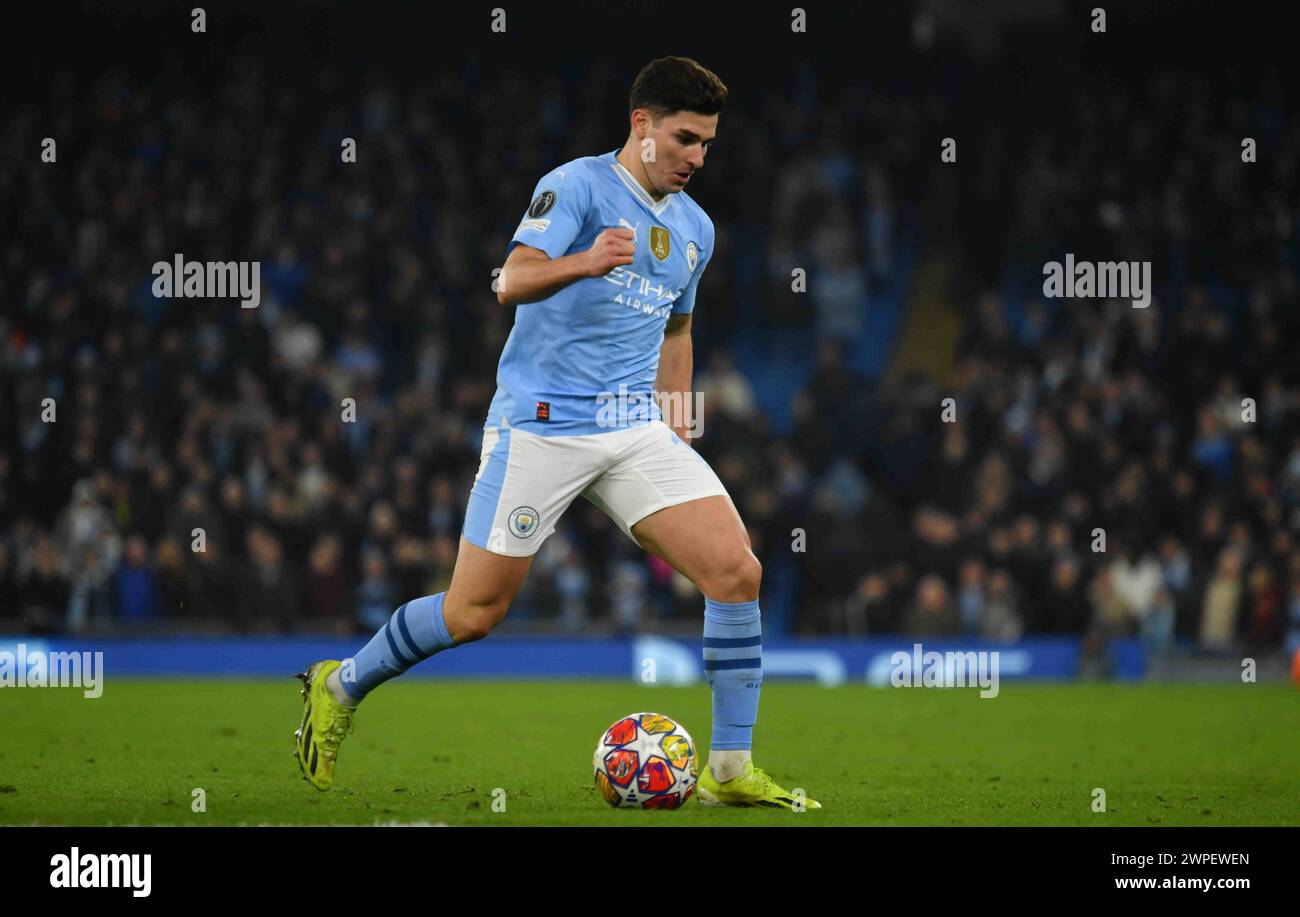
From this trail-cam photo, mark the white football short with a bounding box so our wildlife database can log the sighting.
[462,419,731,557]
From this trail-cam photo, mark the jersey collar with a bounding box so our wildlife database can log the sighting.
[609,150,674,218]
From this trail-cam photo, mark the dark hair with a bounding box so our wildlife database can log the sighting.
[628,56,728,123]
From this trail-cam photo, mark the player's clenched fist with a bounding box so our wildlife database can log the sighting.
[583,227,636,277]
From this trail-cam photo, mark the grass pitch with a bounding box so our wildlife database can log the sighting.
[2,680,1297,826]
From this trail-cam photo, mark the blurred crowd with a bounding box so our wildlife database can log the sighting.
[2,29,1298,661]
[769,66,1300,660]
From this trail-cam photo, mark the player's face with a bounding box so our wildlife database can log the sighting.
[643,110,717,194]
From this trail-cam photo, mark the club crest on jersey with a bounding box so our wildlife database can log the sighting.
[650,226,670,261]
[686,240,698,272]
[509,506,541,538]
[528,190,556,219]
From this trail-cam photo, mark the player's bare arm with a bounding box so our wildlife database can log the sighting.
[496,227,634,306]
[656,312,694,444]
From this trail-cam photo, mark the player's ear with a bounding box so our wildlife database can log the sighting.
[631,108,652,139]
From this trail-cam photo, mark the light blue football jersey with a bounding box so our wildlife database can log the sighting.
[486,149,715,436]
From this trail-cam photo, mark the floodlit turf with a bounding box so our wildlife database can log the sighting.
[2,679,1297,826]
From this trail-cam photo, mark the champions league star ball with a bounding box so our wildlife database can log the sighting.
[593,712,698,809]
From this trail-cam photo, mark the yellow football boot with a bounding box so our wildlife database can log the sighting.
[696,759,822,810]
[293,660,355,791]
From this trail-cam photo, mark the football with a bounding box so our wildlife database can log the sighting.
[593,712,698,809]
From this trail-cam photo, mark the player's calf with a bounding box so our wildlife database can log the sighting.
[440,536,533,643]
[440,598,510,644]
[331,592,461,705]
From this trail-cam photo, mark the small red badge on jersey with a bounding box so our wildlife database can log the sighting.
[536,401,550,421]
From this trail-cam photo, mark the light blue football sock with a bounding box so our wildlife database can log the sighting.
[341,592,457,702]
[703,597,762,751]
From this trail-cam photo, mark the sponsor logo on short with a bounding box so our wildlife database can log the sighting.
[509,506,541,538]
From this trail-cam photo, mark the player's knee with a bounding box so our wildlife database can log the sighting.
[702,550,762,603]
[737,552,763,598]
